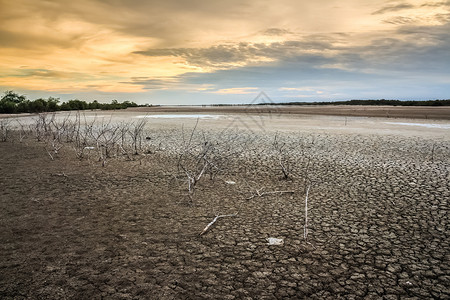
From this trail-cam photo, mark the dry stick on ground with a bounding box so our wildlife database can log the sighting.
[431,143,435,162]
[52,172,68,177]
[243,179,295,200]
[303,155,312,194]
[304,184,311,241]
[303,183,317,248]
[200,213,238,236]
[246,188,295,200]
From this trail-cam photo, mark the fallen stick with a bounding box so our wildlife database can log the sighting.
[46,149,54,160]
[246,189,295,200]
[52,172,68,177]
[200,213,237,236]
[304,184,311,240]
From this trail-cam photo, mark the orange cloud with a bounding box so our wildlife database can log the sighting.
[0,0,448,100]
[212,88,259,94]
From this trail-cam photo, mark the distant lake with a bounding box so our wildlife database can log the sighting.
[384,122,450,129]
[135,114,223,119]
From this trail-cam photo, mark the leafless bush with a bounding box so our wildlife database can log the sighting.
[15,119,30,142]
[32,113,54,142]
[62,112,81,143]
[90,117,121,166]
[37,113,68,160]
[175,122,255,201]
[73,113,95,159]
[129,118,147,155]
[273,133,294,180]
[0,119,11,142]
[45,137,64,160]
[177,120,210,199]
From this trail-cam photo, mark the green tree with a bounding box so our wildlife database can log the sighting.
[30,98,47,112]
[89,100,100,110]
[47,97,60,111]
[1,90,26,104]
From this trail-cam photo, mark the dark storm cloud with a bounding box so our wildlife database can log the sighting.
[121,77,180,90]
[133,19,450,75]
[261,28,293,36]
[421,1,450,7]
[1,0,268,47]
[0,29,78,50]
[1,0,449,102]
[167,21,450,98]
[5,68,87,79]
[134,39,334,68]
[333,23,450,75]
[382,16,416,24]
[434,13,450,22]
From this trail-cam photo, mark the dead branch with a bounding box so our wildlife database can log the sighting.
[46,149,54,160]
[246,188,295,200]
[15,119,29,142]
[304,184,311,241]
[200,213,238,236]
[0,119,10,142]
[52,172,68,177]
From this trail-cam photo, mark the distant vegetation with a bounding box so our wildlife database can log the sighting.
[264,99,450,106]
[2,90,449,114]
[0,91,139,114]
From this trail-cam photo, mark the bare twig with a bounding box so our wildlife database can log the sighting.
[304,184,311,241]
[246,188,295,200]
[431,143,435,163]
[52,172,68,177]
[0,119,11,142]
[46,149,54,160]
[15,119,29,142]
[200,213,238,236]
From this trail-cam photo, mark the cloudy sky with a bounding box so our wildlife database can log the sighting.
[1,0,449,104]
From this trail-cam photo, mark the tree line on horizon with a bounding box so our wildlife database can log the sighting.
[1,90,449,114]
[0,91,139,114]
[259,99,450,106]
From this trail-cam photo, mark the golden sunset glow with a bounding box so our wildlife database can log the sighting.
[0,0,449,104]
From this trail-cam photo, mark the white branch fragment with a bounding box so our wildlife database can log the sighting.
[304,184,311,240]
[52,172,68,177]
[267,237,284,245]
[246,189,295,200]
[200,213,237,236]
[46,150,54,160]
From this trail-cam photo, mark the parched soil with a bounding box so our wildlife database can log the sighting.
[0,128,449,299]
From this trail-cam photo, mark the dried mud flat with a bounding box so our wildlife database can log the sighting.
[1,112,449,299]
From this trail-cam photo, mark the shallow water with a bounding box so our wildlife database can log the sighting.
[3,111,449,138]
[135,114,223,119]
[384,122,450,129]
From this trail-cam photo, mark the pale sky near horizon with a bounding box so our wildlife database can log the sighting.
[1,0,449,104]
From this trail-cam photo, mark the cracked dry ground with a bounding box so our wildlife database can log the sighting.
[0,135,449,300]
